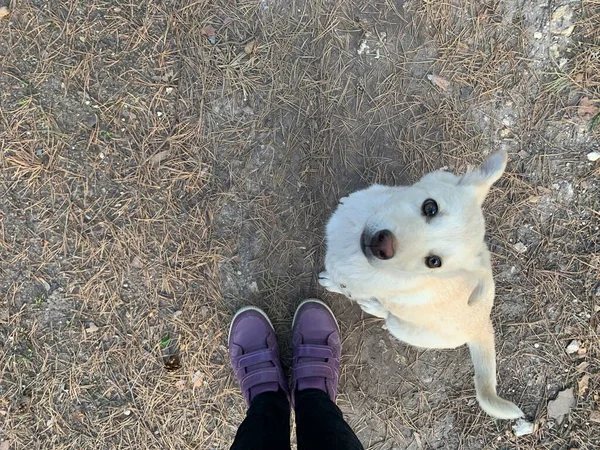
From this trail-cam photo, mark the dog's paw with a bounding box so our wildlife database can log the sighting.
[318,271,343,294]
[357,298,388,319]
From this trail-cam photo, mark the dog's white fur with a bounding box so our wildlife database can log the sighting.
[319,151,523,420]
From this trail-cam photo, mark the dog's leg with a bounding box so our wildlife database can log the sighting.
[318,271,343,294]
[356,298,388,319]
[468,323,523,420]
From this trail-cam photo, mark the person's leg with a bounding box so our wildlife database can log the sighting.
[230,390,290,450]
[291,300,364,450]
[228,306,291,450]
[295,388,363,450]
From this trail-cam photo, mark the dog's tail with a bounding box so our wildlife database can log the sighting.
[468,326,523,420]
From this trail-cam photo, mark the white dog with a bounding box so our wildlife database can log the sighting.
[319,150,523,420]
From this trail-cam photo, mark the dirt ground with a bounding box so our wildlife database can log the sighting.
[0,0,599,449]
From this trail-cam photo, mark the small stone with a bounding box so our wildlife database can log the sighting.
[123,408,131,416]
[548,388,576,424]
[172,310,183,318]
[130,256,143,269]
[566,340,580,354]
[165,87,174,94]
[512,418,535,436]
[534,31,543,39]
[199,306,209,318]
[249,281,259,293]
[86,322,99,333]
[587,151,600,162]
[514,242,528,253]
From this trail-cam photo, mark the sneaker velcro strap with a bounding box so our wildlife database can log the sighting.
[240,368,282,392]
[237,349,275,369]
[295,344,334,359]
[293,362,336,381]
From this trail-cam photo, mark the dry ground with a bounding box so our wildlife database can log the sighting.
[0,0,599,449]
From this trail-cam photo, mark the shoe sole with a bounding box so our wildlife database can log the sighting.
[228,306,274,343]
[292,299,339,331]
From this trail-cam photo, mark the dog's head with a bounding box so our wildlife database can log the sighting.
[326,151,507,282]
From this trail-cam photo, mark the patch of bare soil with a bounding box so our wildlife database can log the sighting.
[0,0,598,449]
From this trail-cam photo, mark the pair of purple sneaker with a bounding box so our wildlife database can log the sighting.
[228,299,341,406]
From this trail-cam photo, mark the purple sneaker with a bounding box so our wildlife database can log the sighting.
[291,299,341,403]
[228,306,289,407]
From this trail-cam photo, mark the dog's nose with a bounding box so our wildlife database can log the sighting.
[370,230,395,260]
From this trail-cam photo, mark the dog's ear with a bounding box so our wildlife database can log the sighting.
[459,150,507,204]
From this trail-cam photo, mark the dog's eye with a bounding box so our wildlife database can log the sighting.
[425,255,442,268]
[422,199,438,217]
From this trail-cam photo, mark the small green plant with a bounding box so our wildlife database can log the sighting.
[591,112,600,131]
[34,295,45,307]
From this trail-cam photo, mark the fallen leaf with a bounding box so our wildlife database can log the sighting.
[71,411,85,422]
[0,440,10,450]
[175,379,186,391]
[426,74,450,92]
[550,5,575,36]
[201,25,217,44]
[0,7,9,19]
[590,410,600,423]
[548,387,576,424]
[578,97,600,122]
[148,150,170,166]
[578,374,590,396]
[160,336,170,349]
[576,361,590,372]
[244,40,258,55]
[86,322,99,334]
[192,370,204,388]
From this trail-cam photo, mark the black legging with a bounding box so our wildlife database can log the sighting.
[230,389,364,450]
